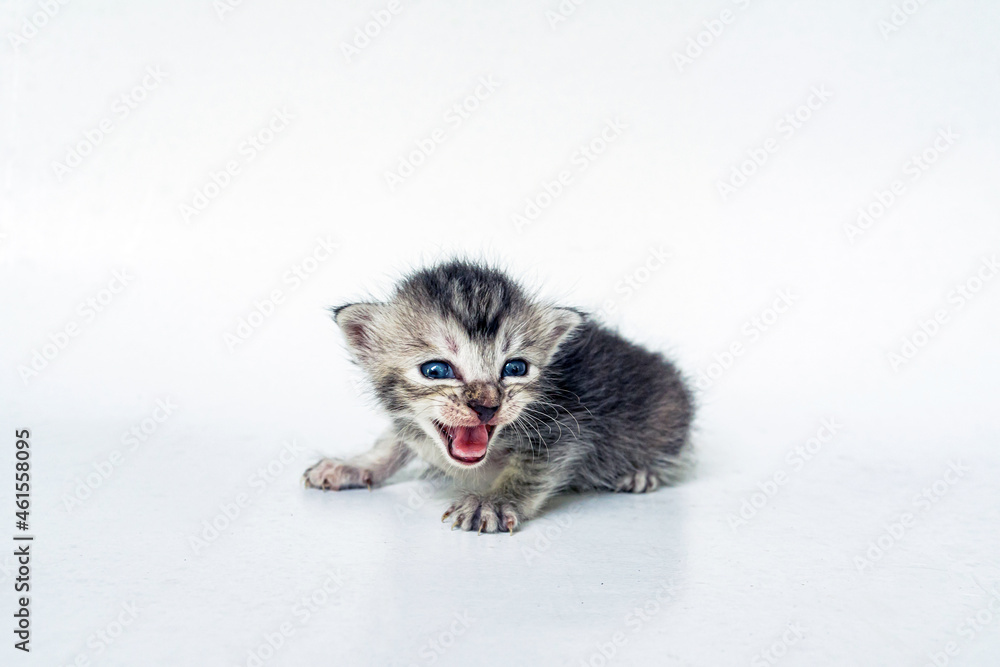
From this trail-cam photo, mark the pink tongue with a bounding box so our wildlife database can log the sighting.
[449,425,489,459]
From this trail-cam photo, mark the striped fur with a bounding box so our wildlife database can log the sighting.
[303,260,694,533]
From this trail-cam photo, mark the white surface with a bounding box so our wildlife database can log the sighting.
[2,1,1000,665]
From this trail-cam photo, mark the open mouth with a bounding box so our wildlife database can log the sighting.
[433,421,496,465]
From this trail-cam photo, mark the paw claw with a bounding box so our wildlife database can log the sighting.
[444,495,523,534]
[615,469,660,493]
[303,458,376,492]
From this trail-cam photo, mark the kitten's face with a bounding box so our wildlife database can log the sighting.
[335,290,581,470]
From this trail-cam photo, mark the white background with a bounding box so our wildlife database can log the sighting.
[2,0,999,665]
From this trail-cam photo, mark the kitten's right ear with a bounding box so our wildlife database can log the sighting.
[534,306,585,362]
[331,303,385,363]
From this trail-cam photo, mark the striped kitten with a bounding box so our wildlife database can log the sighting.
[303,260,693,533]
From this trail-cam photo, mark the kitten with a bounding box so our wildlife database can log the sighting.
[303,260,694,533]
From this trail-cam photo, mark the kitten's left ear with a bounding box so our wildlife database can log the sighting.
[331,302,386,364]
[537,307,584,359]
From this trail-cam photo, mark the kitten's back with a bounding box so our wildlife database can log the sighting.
[543,321,694,490]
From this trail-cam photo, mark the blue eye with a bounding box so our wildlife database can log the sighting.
[420,361,455,380]
[502,359,528,378]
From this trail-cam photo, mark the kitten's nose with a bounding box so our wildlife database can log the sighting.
[469,402,499,424]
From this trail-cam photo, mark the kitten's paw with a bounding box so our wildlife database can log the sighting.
[615,469,660,493]
[442,494,522,534]
[303,458,374,491]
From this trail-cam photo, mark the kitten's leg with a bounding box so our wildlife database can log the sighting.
[303,431,412,491]
[612,442,692,493]
[443,454,573,533]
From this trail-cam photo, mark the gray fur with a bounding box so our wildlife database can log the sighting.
[303,260,694,533]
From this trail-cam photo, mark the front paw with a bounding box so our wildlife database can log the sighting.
[303,458,374,491]
[442,494,523,534]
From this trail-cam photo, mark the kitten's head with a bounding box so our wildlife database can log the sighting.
[333,261,582,469]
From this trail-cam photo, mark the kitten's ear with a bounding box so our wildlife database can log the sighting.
[331,303,385,363]
[537,307,584,359]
